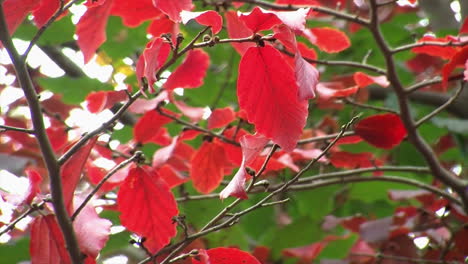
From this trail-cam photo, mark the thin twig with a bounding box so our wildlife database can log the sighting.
[343,98,399,114]
[415,81,465,127]
[405,74,464,94]
[0,201,45,237]
[71,151,142,221]
[392,41,468,54]
[0,124,35,134]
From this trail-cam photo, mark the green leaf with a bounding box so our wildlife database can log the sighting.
[0,237,29,263]
[291,186,340,220]
[38,76,113,104]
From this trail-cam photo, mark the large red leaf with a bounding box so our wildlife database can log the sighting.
[309,27,351,53]
[73,197,111,261]
[32,0,69,28]
[441,45,468,89]
[163,49,210,90]
[180,10,223,34]
[225,11,255,55]
[111,0,161,27]
[117,167,178,252]
[61,137,97,213]
[238,46,308,151]
[2,0,40,36]
[220,133,269,199]
[354,113,407,149]
[192,248,261,264]
[133,109,174,143]
[207,107,236,129]
[152,0,192,22]
[76,0,113,64]
[30,215,71,264]
[190,140,229,194]
[240,7,282,33]
[136,38,171,93]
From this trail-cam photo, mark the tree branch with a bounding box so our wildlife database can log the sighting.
[0,124,35,134]
[0,5,83,263]
[392,41,468,54]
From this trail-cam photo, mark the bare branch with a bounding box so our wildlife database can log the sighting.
[0,124,35,134]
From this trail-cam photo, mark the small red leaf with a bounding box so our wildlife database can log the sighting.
[23,168,42,205]
[220,134,269,200]
[133,109,174,143]
[353,72,389,88]
[240,7,282,33]
[163,49,210,90]
[310,27,351,53]
[32,0,69,28]
[316,83,359,100]
[238,46,308,151]
[411,36,459,60]
[136,38,171,92]
[2,0,40,36]
[117,167,178,252]
[225,11,255,55]
[330,151,376,169]
[207,107,236,129]
[152,0,192,22]
[73,197,111,261]
[192,248,261,264]
[180,10,223,34]
[85,90,128,113]
[172,100,205,122]
[61,137,97,213]
[283,241,328,262]
[76,0,113,63]
[441,45,468,89]
[460,17,468,34]
[46,125,68,151]
[355,113,407,149]
[190,141,229,194]
[30,215,71,264]
[147,15,177,37]
[111,0,161,27]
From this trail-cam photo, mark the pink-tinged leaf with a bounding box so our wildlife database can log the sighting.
[180,10,223,34]
[61,137,97,213]
[23,168,42,205]
[153,136,179,168]
[461,17,468,34]
[225,11,255,55]
[273,24,298,52]
[207,107,236,129]
[240,7,282,33]
[133,109,174,143]
[309,27,351,53]
[32,0,69,28]
[147,15,178,37]
[152,0,192,22]
[355,113,407,149]
[316,83,359,100]
[2,0,40,36]
[111,0,161,27]
[85,90,128,113]
[30,215,71,264]
[192,248,261,264]
[117,167,178,252]
[173,100,205,122]
[441,45,468,89]
[283,242,328,262]
[163,49,210,90]
[190,141,229,194]
[73,197,111,261]
[128,90,168,114]
[238,46,308,151]
[360,217,393,243]
[411,36,459,60]
[136,38,171,92]
[220,134,269,200]
[268,8,309,33]
[349,240,375,264]
[295,52,319,100]
[76,0,113,64]
[353,72,389,88]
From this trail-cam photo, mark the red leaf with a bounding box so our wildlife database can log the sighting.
[220,134,269,200]
[85,90,128,113]
[180,10,223,34]
[353,72,389,88]
[453,228,468,253]
[283,242,328,262]
[32,0,69,28]
[330,151,377,169]
[46,125,68,151]
[152,0,192,22]
[225,11,255,55]
[117,167,178,252]
[238,46,308,151]
[147,15,178,37]
[309,27,351,53]
[172,100,205,122]
[190,141,229,194]
[465,59,468,81]
[411,36,459,60]
[163,49,210,90]
[61,137,97,213]
[23,168,42,205]
[207,107,236,129]
[441,45,468,89]
[73,197,111,261]
[157,165,189,188]
[460,17,468,34]
[240,7,282,33]
[111,0,161,27]
[30,215,71,264]
[316,83,359,100]
[355,113,407,149]
[295,52,319,100]
[133,109,174,143]
[2,0,40,36]
[192,248,261,264]
[76,0,113,63]
[136,38,171,93]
